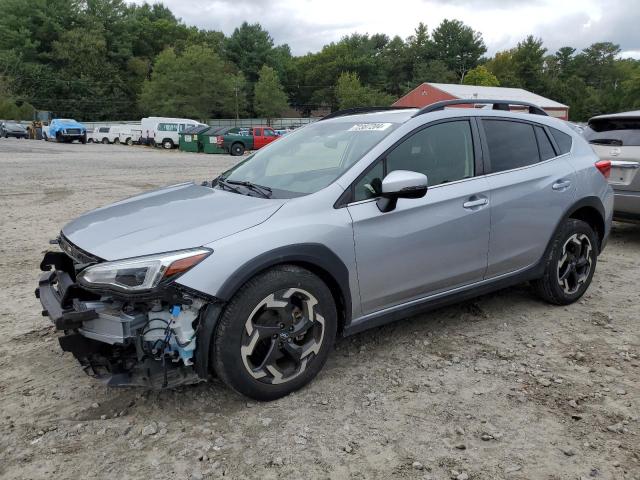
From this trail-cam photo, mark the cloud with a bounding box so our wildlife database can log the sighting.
[130,0,640,56]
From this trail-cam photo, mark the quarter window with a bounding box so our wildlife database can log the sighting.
[535,126,556,161]
[550,127,572,154]
[484,120,539,173]
[352,120,475,201]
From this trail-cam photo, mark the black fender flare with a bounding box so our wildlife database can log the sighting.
[536,195,607,278]
[216,244,352,321]
[195,244,352,379]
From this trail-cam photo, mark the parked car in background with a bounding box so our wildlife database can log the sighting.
[117,125,142,145]
[0,121,29,138]
[584,111,640,223]
[93,126,119,144]
[36,99,613,400]
[47,119,87,143]
[219,125,278,156]
[86,128,97,143]
[141,117,204,149]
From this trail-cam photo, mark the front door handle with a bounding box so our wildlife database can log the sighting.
[463,197,488,209]
[552,180,572,191]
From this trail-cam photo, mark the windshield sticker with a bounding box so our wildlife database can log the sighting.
[348,123,392,132]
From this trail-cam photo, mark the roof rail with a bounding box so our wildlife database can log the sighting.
[320,106,414,121]
[412,99,549,118]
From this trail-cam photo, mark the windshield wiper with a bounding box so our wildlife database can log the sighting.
[225,179,272,198]
[216,178,243,195]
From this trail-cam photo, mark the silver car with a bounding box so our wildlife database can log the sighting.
[584,111,640,223]
[36,99,614,400]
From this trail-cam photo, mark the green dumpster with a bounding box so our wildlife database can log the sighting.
[200,126,227,154]
[179,125,209,152]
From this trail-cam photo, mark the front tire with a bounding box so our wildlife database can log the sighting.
[212,265,337,401]
[533,219,598,305]
[162,139,174,149]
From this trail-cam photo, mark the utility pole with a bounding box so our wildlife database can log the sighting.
[235,83,239,124]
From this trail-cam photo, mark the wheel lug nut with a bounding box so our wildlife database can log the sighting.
[289,326,294,331]
[279,323,285,329]
[272,334,278,339]
[287,338,292,343]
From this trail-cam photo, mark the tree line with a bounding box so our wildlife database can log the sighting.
[1,0,639,122]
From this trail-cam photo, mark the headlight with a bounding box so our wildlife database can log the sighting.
[77,248,211,292]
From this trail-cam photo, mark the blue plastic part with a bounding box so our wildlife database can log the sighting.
[170,305,181,317]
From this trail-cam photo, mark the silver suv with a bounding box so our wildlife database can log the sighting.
[36,99,614,400]
[584,111,640,222]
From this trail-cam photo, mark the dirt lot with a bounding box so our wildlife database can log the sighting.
[0,138,638,480]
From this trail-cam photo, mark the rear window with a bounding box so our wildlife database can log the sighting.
[550,127,572,154]
[584,117,640,146]
[483,120,540,173]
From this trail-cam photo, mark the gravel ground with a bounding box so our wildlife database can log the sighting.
[0,138,638,480]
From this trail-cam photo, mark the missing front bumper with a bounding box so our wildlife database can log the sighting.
[36,250,209,389]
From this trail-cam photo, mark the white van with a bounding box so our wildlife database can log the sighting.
[117,125,142,145]
[94,126,120,144]
[141,117,204,149]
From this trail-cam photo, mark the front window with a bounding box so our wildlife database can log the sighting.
[218,120,400,198]
[353,120,475,201]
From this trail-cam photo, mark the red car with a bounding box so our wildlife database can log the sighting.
[219,126,279,156]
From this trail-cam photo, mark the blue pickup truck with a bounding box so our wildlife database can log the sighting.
[46,119,87,143]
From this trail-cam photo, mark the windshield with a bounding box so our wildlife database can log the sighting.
[219,120,399,198]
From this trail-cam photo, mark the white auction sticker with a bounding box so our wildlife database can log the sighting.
[348,123,392,132]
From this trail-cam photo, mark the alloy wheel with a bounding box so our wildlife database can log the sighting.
[556,233,592,295]
[240,288,325,385]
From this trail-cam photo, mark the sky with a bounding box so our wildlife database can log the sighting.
[134,0,640,58]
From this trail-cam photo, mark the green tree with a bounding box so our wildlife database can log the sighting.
[413,60,457,84]
[512,36,547,92]
[254,65,288,121]
[335,72,394,109]
[432,19,486,81]
[463,65,500,86]
[139,45,243,119]
[485,49,521,87]
[225,22,274,83]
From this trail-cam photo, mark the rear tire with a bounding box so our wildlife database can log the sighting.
[230,142,245,156]
[102,137,109,144]
[126,137,133,146]
[113,138,120,145]
[212,265,337,401]
[533,219,598,305]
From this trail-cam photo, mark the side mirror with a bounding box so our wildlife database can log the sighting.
[377,170,428,213]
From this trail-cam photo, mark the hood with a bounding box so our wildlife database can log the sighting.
[5,124,25,131]
[62,182,286,260]
[56,121,85,129]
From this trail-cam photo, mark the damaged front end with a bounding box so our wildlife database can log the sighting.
[35,235,220,389]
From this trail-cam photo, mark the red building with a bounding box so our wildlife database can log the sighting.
[393,82,569,120]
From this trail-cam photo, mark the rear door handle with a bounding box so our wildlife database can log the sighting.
[463,198,488,209]
[552,180,572,191]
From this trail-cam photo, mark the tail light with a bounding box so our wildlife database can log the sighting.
[595,160,611,179]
